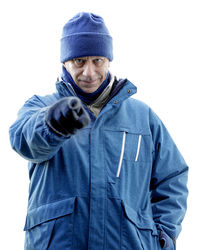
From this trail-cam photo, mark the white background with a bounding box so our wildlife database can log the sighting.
[1,0,199,249]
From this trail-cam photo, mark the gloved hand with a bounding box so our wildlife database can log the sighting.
[45,97,90,136]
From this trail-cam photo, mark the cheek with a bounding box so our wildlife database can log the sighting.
[101,65,109,79]
[65,63,78,77]
[68,67,80,80]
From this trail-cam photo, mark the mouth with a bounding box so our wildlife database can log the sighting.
[78,78,99,83]
[77,78,101,93]
[78,79,100,87]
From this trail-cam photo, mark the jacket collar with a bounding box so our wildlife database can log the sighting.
[56,75,137,103]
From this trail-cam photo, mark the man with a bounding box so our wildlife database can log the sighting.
[9,12,188,250]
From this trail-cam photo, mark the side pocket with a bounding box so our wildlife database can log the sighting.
[121,201,161,250]
[24,218,56,250]
[24,197,76,250]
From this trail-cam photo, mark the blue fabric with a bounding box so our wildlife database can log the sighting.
[60,12,113,62]
[61,65,111,104]
[9,79,188,249]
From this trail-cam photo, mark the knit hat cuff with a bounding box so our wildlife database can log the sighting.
[60,33,113,63]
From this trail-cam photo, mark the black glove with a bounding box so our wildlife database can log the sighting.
[45,97,90,136]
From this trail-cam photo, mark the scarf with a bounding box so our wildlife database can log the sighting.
[61,65,111,105]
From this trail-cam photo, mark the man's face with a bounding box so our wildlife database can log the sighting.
[63,56,110,93]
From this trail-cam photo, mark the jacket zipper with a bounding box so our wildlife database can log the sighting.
[135,135,142,162]
[116,131,127,178]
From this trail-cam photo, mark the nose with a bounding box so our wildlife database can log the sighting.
[82,61,95,78]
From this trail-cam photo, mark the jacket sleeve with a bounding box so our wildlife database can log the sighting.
[149,109,188,247]
[9,95,68,163]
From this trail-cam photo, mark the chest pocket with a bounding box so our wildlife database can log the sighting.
[103,129,153,181]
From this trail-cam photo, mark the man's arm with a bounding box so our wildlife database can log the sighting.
[149,109,188,248]
[9,95,90,163]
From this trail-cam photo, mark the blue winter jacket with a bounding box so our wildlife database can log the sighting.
[9,78,188,250]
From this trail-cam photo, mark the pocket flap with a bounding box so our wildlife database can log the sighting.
[24,197,76,231]
[121,201,158,235]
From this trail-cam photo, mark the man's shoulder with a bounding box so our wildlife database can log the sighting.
[25,92,60,107]
[126,97,151,112]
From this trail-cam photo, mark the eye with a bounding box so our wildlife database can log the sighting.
[94,58,104,66]
[74,58,85,67]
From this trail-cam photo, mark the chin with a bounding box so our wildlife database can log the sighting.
[83,88,97,93]
[81,84,100,93]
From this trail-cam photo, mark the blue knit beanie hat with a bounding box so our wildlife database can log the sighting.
[60,12,113,63]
